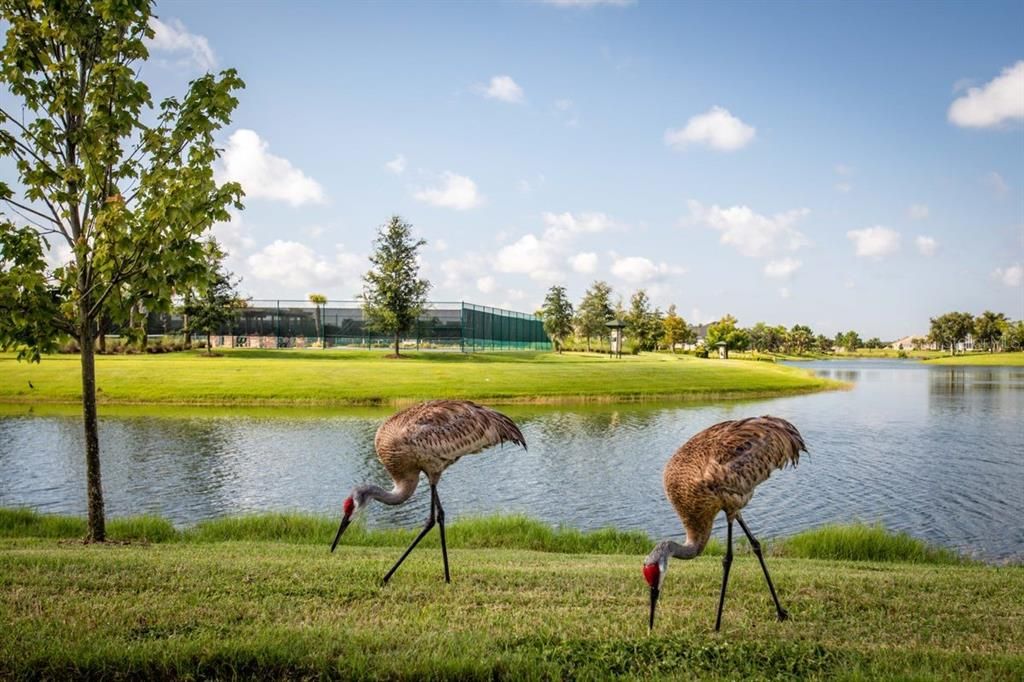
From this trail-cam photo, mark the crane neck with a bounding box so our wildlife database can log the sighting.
[648,526,712,565]
[356,478,418,507]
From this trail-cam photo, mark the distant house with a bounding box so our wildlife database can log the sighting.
[683,323,713,351]
[889,334,935,351]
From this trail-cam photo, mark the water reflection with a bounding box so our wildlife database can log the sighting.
[1,360,1021,561]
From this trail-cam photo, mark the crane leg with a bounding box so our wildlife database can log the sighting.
[714,520,734,632]
[433,485,451,583]
[381,488,437,585]
[736,515,789,622]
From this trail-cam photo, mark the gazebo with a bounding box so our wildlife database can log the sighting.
[606,319,626,358]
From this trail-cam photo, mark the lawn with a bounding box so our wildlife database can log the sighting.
[0,349,842,406]
[923,352,1024,366]
[1,512,1020,680]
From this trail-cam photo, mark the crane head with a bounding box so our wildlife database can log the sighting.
[643,558,667,630]
[330,495,358,553]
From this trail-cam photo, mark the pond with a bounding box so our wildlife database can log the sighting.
[1,359,1021,561]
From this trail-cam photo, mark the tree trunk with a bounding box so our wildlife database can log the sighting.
[78,307,106,543]
[394,331,400,357]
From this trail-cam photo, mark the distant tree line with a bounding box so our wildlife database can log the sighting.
[929,310,1023,354]
[538,282,1024,356]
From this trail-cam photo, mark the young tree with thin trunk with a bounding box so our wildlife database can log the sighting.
[360,216,430,357]
[661,304,692,353]
[0,1,244,542]
[182,241,245,356]
[541,285,573,353]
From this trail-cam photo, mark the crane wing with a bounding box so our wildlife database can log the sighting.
[699,416,806,493]
[377,400,526,466]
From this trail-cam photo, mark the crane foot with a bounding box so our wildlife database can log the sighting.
[776,608,790,622]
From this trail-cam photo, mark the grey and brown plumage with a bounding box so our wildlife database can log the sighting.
[643,415,807,631]
[331,399,526,583]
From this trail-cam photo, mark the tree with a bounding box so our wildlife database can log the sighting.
[835,330,862,352]
[540,285,574,353]
[929,312,973,354]
[1003,320,1024,351]
[625,289,660,352]
[661,304,692,352]
[574,280,613,351]
[788,325,813,355]
[182,242,245,356]
[864,337,885,349]
[814,334,834,354]
[974,310,1008,352]
[308,293,327,346]
[0,2,244,541]
[705,314,750,356]
[360,216,430,357]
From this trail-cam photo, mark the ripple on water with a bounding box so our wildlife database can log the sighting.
[0,361,1021,561]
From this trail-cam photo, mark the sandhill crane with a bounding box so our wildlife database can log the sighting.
[330,399,526,584]
[643,415,806,631]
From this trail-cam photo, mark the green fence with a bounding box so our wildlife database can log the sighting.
[146,300,551,352]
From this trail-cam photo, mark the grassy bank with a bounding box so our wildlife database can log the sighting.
[1,512,1020,680]
[923,352,1024,366]
[0,349,842,406]
[0,509,970,564]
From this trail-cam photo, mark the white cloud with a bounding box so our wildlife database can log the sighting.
[847,226,901,259]
[476,276,497,294]
[915,235,938,257]
[413,172,483,210]
[610,256,685,284]
[480,75,524,104]
[908,204,930,220]
[568,251,598,273]
[687,200,809,258]
[992,263,1022,287]
[985,171,1009,196]
[834,182,853,193]
[542,211,616,235]
[492,211,620,282]
[779,287,791,299]
[763,257,802,279]
[834,163,854,176]
[385,154,406,174]
[146,17,216,71]
[432,239,449,252]
[209,210,253,255]
[542,0,636,6]
[246,240,363,292]
[948,61,1024,128]
[665,106,756,152]
[217,129,326,206]
[555,98,573,111]
[494,234,562,281]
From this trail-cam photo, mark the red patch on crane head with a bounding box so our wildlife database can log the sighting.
[342,496,355,517]
[643,562,660,587]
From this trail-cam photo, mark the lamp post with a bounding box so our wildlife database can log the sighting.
[606,319,626,358]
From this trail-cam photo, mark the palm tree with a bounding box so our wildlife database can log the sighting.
[309,293,328,347]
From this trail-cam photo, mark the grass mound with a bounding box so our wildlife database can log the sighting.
[774,522,963,564]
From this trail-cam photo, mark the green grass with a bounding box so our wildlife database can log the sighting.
[0,349,843,406]
[923,352,1024,366]
[0,508,973,565]
[1,513,1020,680]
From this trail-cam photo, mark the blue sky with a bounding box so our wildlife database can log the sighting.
[135,1,1021,337]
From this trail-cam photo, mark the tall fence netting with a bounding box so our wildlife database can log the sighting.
[145,300,550,352]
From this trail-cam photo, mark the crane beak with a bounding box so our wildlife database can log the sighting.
[649,586,659,631]
[330,516,351,553]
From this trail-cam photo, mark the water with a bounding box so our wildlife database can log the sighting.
[1,360,1021,561]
